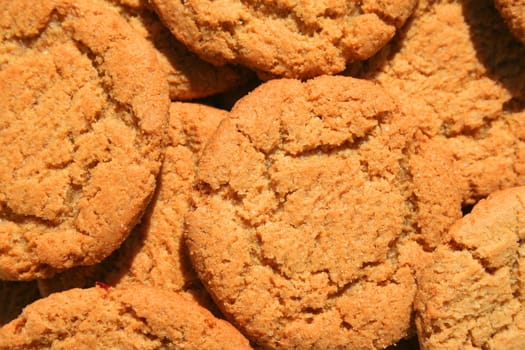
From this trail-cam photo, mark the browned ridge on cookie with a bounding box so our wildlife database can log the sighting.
[151,0,418,79]
[186,75,461,349]
[0,0,169,280]
[414,186,525,349]
[0,285,252,349]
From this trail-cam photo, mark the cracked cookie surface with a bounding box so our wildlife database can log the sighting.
[186,76,459,349]
[38,103,227,311]
[414,186,525,349]
[151,0,417,79]
[0,285,252,349]
[349,0,525,205]
[0,0,168,280]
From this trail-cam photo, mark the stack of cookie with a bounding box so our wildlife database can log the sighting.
[0,0,523,349]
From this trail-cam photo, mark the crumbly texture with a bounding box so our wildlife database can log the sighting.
[0,285,252,349]
[0,0,169,280]
[408,135,464,248]
[38,103,227,311]
[107,0,252,100]
[348,0,525,205]
[151,0,417,79]
[0,281,41,326]
[186,76,460,349]
[414,186,525,349]
[495,0,525,44]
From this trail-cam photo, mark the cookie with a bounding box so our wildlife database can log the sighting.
[105,0,252,100]
[349,0,525,205]
[414,186,525,349]
[495,0,525,44]
[38,102,227,310]
[186,76,460,349]
[151,0,418,79]
[0,0,169,280]
[0,281,41,326]
[0,284,252,349]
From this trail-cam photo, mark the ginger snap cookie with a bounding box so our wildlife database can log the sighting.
[495,0,525,44]
[104,0,252,100]
[414,186,525,349]
[0,281,41,326]
[349,0,525,205]
[0,0,169,280]
[151,0,418,79]
[38,103,227,310]
[0,284,252,349]
[186,76,461,349]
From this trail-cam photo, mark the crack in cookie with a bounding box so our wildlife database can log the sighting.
[37,103,227,315]
[0,285,252,349]
[349,0,525,205]
[414,186,525,349]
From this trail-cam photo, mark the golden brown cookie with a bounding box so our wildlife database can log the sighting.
[186,76,460,349]
[0,284,252,349]
[408,134,465,248]
[151,0,417,79]
[495,0,525,44]
[105,0,252,100]
[0,281,41,326]
[37,103,227,310]
[0,0,169,280]
[414,186,525,349]
[349,0,525,205]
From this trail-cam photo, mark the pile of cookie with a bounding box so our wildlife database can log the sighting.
[1,0,524,348]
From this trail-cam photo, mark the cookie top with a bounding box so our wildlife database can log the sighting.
[151,0,417,79]
[107,0,252,100]
[414,186,525,349]
[186,76,459,349]
[38,102,227,309]
[495,0,525,44]
[0,0,169,280]
[349,0,525,204]
[0,285,252,349]
[0,281,41,326]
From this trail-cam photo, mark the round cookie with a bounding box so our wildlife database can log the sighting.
[0,284,252,349]
[151,0,418,79]
[105,0,252,100]
[414,186,525,349]
[38,102,227,310]
[495,0,525,44]
[0,281,41,326]
[348,0,525,205]
[186,76,461,349]
[0,0,169,280]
